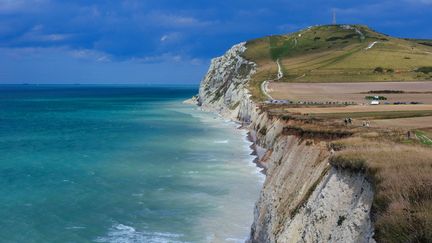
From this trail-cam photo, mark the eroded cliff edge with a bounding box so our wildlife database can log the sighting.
[197,43,375,243]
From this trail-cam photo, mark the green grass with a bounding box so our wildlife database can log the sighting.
[416,131,432,145]
[242,25,432,86]
[416,66,432,74]
[311,110,432,120]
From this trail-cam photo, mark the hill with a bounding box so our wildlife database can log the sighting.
[197,31,432,242]
[242,25,432,99]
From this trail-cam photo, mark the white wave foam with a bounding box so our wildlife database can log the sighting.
[214,140,229,144]
[225,237,246,242]
[65,226,86,230]
[95,224,184,243]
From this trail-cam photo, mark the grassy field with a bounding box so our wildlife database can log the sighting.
[329,136,432,242]
[242,25,432,242]
[372,116,432,129]
[242,25,432,100]
[284,104,432,113]
[268,81,432,104]
[416,130,432,145]
[260,98,432,242]
[311,110,432,120]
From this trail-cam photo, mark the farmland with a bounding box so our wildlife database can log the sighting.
[268,81,432,104]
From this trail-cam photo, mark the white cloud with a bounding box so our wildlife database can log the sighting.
[161,35,168,42]
[407,0,432,4]
[18,25,72,43]
[128,53,205,66]
[160,35,168,42]
[69,49,111,62]
[148,12,215,28]
[0,0,48,13]
[159,32,182,43]
[335,0,432,17]
[0,47,112,63]
[130,53,183,63]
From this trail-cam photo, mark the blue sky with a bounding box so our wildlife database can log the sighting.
[0,0,431,84]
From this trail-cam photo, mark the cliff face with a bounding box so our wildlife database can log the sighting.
[197,43,375,243]
[198,43,256,121]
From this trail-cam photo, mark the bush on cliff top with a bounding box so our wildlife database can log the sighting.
[330,138,432,242]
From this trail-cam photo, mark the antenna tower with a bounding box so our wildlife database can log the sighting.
[332,10,337,25]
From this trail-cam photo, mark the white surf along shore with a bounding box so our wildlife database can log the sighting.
[187,42,376,243]
[177,101,265,242]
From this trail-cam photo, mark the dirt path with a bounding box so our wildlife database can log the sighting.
[286,104,432,114]
[261,80,274,100]
[277,59,283,80]
[261,59,283,100]
[365,41,379,50]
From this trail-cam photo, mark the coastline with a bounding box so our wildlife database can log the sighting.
[181,101,264,242]
[246,131,267,175]
[186,98,266,174]
[194,42,376,242]
[197,102,266,175]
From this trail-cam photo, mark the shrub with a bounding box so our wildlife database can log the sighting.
[374,67,384,73]
[367,90,404,94]
[415,66,432,74]
[329,153,366,172]
[259,126,267,135]
[365,96,387,100]
[419,42,432,47]
[337,215,347,226]
[326,36,343,41]
[343,33,358,39]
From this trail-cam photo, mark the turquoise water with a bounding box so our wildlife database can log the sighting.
[0,85,263,243]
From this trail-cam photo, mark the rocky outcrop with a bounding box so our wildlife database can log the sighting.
[198,42,256,121]
[197,42,375,242]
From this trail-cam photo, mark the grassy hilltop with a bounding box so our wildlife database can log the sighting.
[243,25,432,99]
[240,25,432,242]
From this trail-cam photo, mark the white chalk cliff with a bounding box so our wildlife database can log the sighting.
[197,42,375,243]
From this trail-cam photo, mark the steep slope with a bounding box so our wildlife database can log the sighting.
[242,25,432,100]
[196,25,432,243]
[198,43,256,120]
[197,40,375,242]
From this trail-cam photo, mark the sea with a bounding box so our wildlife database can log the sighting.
[0,85,263,243]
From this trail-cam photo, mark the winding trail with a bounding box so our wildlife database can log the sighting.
[261,80,274,100]
[341,25,365,40]
[277,59,283,80]
[365,41,379,50]
[261,59,283,101]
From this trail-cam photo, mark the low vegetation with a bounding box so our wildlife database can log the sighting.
[311,110,432,120]
[365,95,387,100]
[242,25,432,88]
[268,105,432,242]
[415,130,432,146]
[416,66,432,74]
[239,24,432,242]
[367,90,405,94]
[329,135,432,242]
[283,125,352,140]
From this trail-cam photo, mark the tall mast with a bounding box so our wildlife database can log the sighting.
[332,9,337,25]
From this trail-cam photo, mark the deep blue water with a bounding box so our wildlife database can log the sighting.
[0,85,262,243]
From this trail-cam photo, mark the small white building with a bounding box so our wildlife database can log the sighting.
[370,100,380,105]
